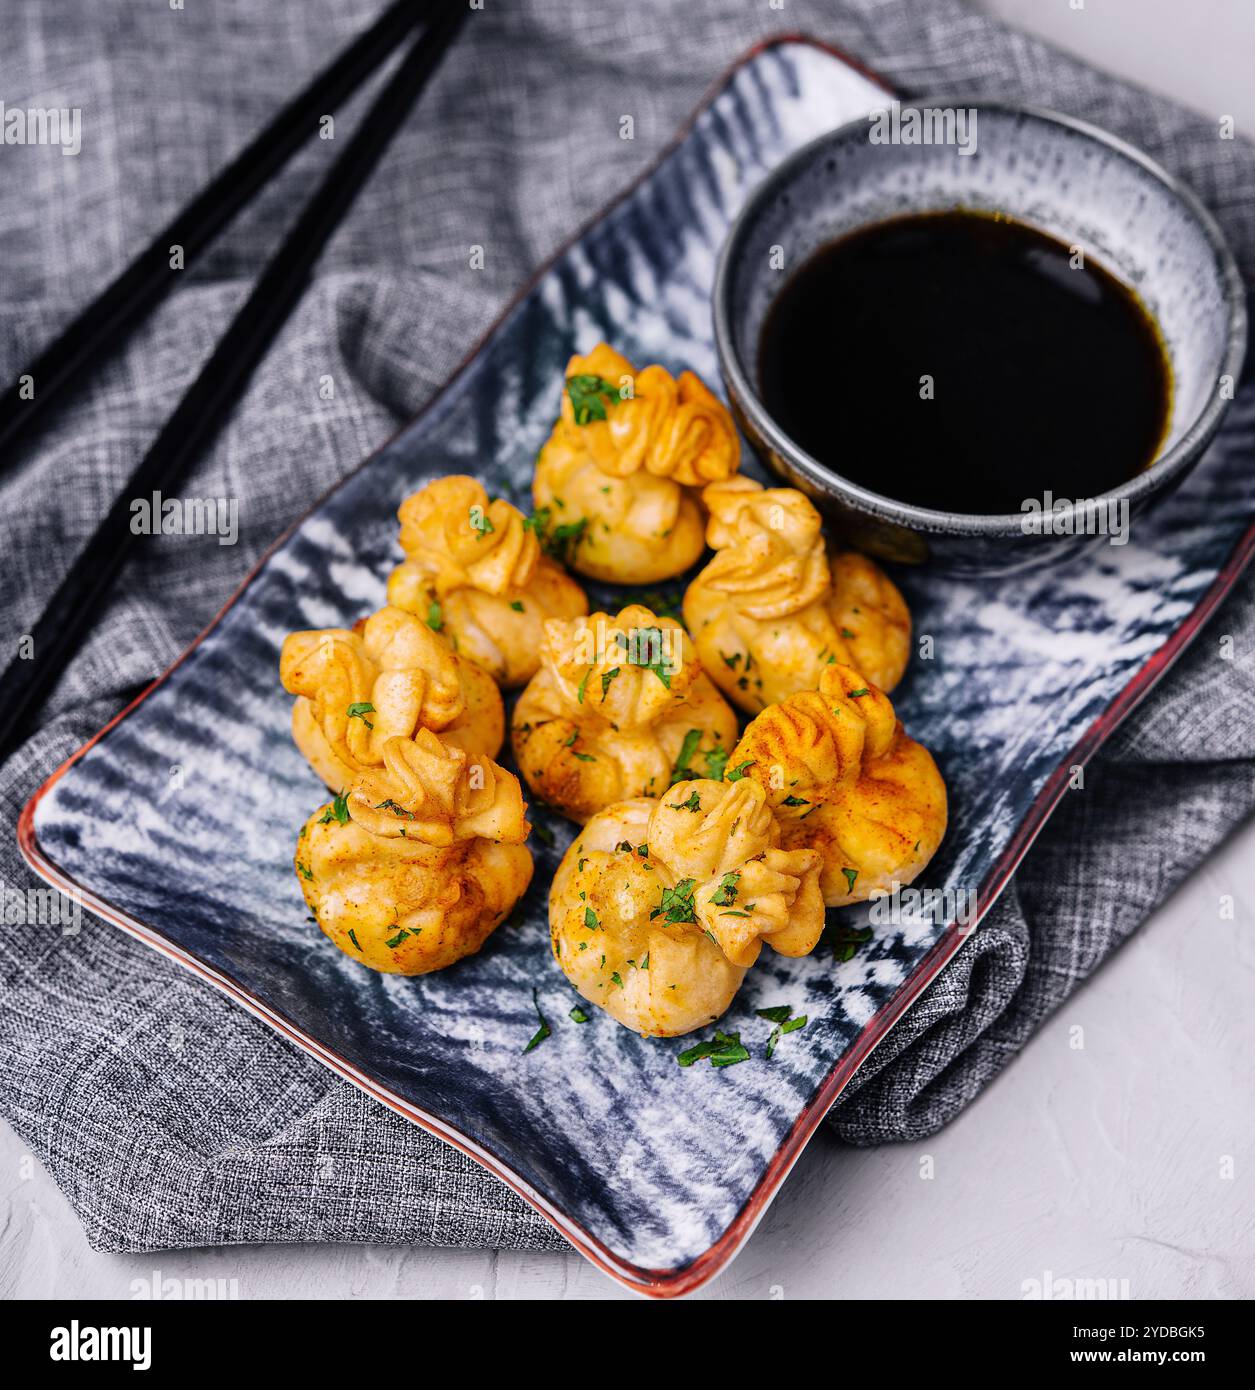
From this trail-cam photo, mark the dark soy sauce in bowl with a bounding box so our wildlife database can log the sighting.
[757,210,1172,516]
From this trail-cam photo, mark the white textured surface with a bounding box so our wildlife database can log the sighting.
[4,0,1255,1301]
[3,812,1253,1298]
[981,0,1255,132]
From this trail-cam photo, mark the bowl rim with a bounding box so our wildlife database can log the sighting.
[713,98,1249,538]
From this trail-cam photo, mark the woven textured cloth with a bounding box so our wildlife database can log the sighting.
[1,0,1252,1254]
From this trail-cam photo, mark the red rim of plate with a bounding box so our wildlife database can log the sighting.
[16,33,1255,1298]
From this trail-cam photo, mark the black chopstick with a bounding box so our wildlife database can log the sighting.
[0,1,467,763]
[0,0,432,472]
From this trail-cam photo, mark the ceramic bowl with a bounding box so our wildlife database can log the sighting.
[714,101,1247,575]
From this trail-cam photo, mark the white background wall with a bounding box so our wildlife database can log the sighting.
[982,0,1255,132]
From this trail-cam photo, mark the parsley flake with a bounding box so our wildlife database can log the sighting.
[651,878,697,925]
[523,989,551,1053]
[670,728,703,784]
[678,1030,750,1069]
[346,701,375,730]
[319,790,351,826]
[567,373,621,425]
[710,871,740,907]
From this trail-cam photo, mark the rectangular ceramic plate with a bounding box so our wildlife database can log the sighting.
[20,38,1255,1297]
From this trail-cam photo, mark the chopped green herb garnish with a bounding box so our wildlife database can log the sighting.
[470,505,494,539]
[523,988,551,1053]
[704,745,729,781]
[426,601,443,631]
[678,1029,750,1069]
[781,794,809,808]
[668,789,702,813]
[624,626,674,688]
[524,506,586,563]
[584,906,599,931]
[841,867,859,894]
[510,600,524,612]
[635,587,684,620]
[601,667,621,699]
[346,701,375,730]
[725,760,754,782]
[319,789,351,825]
[758,1006,808,1058]
[547,518,587,564]
[569,1005,590,1024]
[567,373,621,424]
[848,687,870,699]
[385,928,411,949]
[651,877,697,925]
[710,871,740,907]
[819,922,873,962]
[670,728,703,784]
[347,928,362,951]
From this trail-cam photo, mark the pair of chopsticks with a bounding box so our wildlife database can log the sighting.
[0,0,466,764]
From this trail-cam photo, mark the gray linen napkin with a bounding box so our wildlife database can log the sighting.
[0,0,1251,1253]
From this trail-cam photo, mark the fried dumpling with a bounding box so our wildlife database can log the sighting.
[533,343,741,583]
[683,477,910,713]
[296,728,533,975]
[549,778,824,1036]
[727,662,946,905]
[280,604,504,792]
[511,603,739,822]
[387,475,587,687]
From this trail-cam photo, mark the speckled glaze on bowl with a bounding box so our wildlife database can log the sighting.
[715,102,1247,575]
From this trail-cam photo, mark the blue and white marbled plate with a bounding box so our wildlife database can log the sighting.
[21,39,1255,1296]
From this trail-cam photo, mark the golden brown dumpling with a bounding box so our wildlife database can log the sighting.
[511,603,739,822]
[296,729,533,975]
[533,343,740,583]
[549,777,824,1036]
[280,605,504,792]
[683,477,911,713]
[727,662,946,905]
[387,475,587,687]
